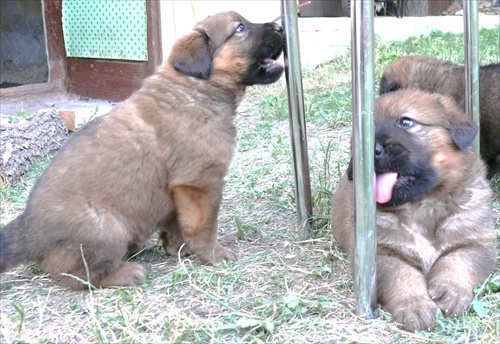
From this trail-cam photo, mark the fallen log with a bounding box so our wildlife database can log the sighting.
[1,109,69,186]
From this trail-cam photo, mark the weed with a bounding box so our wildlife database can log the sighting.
[4,108,30,124]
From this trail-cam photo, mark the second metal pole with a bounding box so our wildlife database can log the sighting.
[351,0,378,319]
[280,0,313,240]
[463,0,480,156]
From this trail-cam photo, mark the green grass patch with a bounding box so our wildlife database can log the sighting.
[375,26,500,81]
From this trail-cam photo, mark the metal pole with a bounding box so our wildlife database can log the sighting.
[463,0,480,155]
[351,0,378,319]
[280,0,313,240]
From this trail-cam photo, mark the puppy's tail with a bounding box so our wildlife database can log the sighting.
[0,216,29,273]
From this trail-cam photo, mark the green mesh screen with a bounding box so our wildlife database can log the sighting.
[62,0,148,61]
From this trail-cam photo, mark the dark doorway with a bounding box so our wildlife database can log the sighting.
[0,0,49,88]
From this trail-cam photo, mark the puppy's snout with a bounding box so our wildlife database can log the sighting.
[375,142,384,158]
[271,22,283,33]
[266,22,284,37]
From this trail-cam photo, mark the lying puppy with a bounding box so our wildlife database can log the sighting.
[331,89,496,331]
[380,56,500,179]
[0,11,285,290]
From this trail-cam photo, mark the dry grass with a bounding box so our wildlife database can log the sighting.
[1,28,500,343]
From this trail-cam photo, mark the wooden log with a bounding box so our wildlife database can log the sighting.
[57,110,76,132]
[0,109,69,186]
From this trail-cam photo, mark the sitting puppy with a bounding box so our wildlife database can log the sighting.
[380,57,500,179]
[0,11,285,290]
[331,89,496,331]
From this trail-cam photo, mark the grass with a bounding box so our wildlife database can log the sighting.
[1,27,499,343]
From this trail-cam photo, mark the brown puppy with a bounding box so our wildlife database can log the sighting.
[331,89,496,332]
[0,11,285,290]
[380,57,500,179]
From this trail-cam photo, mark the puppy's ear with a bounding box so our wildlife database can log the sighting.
[347,159,354,181]
[448,119,478,150]
[380,76,399,95]
[440,97,478,150]
[168,29,212,80]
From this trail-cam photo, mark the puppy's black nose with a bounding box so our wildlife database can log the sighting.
[375,142,384,158]
[271,22,283,33]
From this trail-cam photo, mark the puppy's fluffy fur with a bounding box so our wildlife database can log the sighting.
[0,11,285,290]
[331,89,496,331]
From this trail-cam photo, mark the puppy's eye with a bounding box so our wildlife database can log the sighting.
[398,117,414,128]
[236,23,245,33]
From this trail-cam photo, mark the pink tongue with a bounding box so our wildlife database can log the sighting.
[375,172,398,204]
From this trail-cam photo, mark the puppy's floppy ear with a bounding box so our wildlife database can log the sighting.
[439,97,478,150]
[168,29,212,80]
[380,76,399,95]
[448,119,478,150]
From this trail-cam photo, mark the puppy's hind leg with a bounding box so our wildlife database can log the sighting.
[97,262,147,288]
[43,240,147,290]
[54,259,146,290]
[43,212,147,290]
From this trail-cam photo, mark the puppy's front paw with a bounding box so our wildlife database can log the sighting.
[214,245,237,263]
[197,245,237,265]
[428,278,472,317]
[392,296,439,332]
